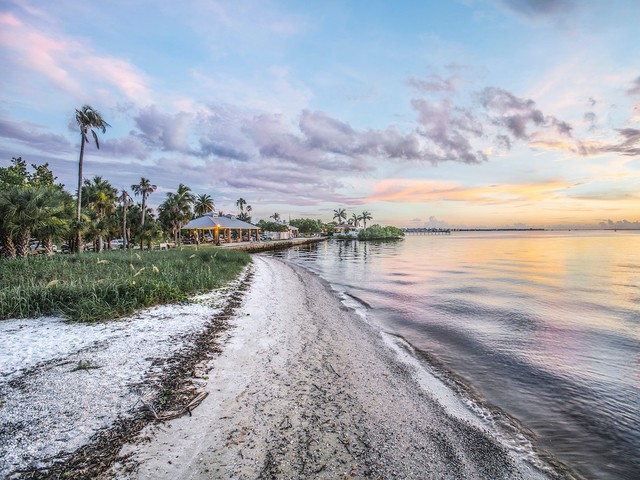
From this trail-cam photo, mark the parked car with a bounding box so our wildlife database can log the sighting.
[110,239,125,249]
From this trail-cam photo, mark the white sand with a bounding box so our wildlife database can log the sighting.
[0,269,249,477]
[112,256,560,479]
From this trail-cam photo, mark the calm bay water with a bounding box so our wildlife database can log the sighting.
[274,231,640,480]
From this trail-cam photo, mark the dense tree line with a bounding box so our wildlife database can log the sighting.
[0,157,221,259]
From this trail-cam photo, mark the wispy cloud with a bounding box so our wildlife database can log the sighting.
[0,117,72,153]
[0,8,152,104]
[499,0,575,19]
[366,178,573,205]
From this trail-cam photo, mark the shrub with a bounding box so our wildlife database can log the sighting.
[357,224,405,240]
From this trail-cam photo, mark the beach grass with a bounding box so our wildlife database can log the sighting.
[0,246,251,322]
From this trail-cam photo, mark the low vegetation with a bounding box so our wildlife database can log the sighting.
[0,246,250,322]
[357,224,405,240]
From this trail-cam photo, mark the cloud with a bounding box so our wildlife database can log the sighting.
[366,178,571,205]
[424,216,451,228]
[134,106,193,152]
[500,0,575,18]
[99,135,150,160]
[0,8,152,104]
[0,117,72,153]
[627,76,640,95]
[407,74,459,94]
[599,219,640,229]
[411,98,487,164]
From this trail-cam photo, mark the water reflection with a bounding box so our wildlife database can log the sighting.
[276,232,640,480]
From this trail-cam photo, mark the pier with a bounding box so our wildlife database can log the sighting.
[220,236,326,253]
[402,228,451,235]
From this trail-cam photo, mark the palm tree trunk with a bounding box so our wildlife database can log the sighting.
[16,230,30,259]
[122,205,128,249]
[140,195,147,250]
[42,236,54,255]
[75,132,86,253]
[1,233,16,259]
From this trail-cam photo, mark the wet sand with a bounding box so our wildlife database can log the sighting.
[111,256,566,479]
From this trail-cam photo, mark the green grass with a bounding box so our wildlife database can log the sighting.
[0,246,251,322]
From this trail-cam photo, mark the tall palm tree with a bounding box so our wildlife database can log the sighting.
[75,105,110,253]
[236,198,247,213]
[118,190,133,249]
[350,213,360,227]
[333,208,347,224]
[131,177,157,249]
[194,194,215,216]
[131,177,157,226]
[360,211,373,228]
[270,212,281,222]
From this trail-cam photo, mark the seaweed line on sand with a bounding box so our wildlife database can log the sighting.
[6,265,254,480]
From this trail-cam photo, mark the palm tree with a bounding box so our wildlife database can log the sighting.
[360,211,373,228]
[33,190,72,255]
[0,186,56,258]
[131,177,157,249]
[158,184,194,245]
[333,208,347,225]
[74,105,110,253]
[194,194,215,217]
[82,176,117,252]
[236,198,247,213]
[350,213,360,227]
[118,190,133,249]
[270,212,281,222]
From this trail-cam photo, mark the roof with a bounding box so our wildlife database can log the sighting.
[182,215,259,230]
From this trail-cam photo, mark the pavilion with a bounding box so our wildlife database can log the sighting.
[182,215,260,244]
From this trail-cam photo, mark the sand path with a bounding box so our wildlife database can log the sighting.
[113,256,558,479]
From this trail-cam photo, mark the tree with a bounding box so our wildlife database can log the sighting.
[158,184,194,245]
[333,208,347,224]
[131,177,157,249]
[257,220,288,233]
[270,212,281,222]
[82,176,117,252]
[118,190,133,249]
[0,186,62,258]
[0,157,62,189]
[194,194,215,216]
[350,213,360,227]
[32,190,73,255]
[0,158,67,258]
[235,197,253,222]
[290,218,322,235]
[74,105,110,253]
[360,211,373,228]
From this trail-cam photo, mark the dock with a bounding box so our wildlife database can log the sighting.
[219,237,327,253]
[402,228,451,235]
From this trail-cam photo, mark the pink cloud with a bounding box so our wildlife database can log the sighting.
[0,12,22,26]
[0,14,151,105]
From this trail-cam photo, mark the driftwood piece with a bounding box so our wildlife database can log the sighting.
[155,391,209,421]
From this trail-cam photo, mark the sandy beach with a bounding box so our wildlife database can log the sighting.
[107,256,565,480]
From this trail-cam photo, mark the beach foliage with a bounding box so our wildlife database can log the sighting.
[257,220,288,232]
[0,246,250,322]
[357,224,405,240]
[289,218,323,235]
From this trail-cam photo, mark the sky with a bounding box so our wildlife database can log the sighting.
[1,0,639,228]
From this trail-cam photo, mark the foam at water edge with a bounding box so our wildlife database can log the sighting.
[380,332,560,478]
